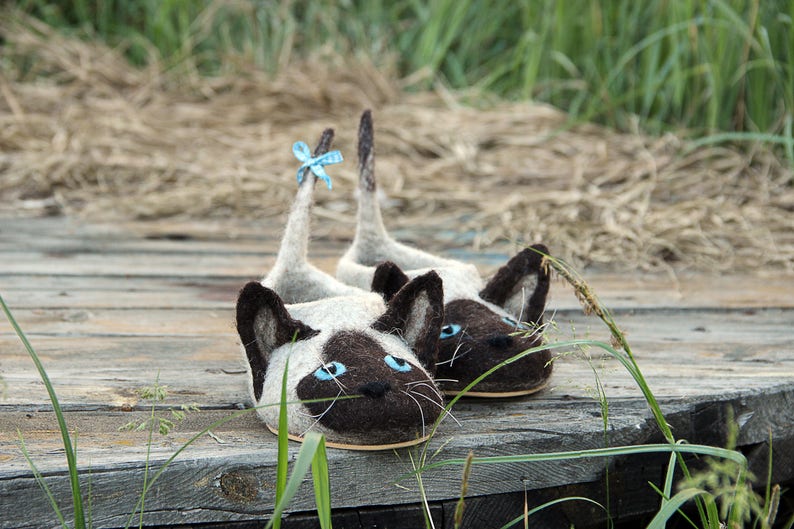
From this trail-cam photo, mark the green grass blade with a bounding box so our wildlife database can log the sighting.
[645,488,710,529]
[406,449,435,529]
[418,339,557,468]
[410,442,746,478]
[17,430,68,529]
[453,451,474,529]
[136,379,159,529]
[685,131,794,151]
[273,356,291,529]
[763,428,777,527]
[663,450,679,524]
[1,293,86,529]
[266,431,325,529]
[705,495,721,529]
[14,0,794,146]
[543,255,675,442]
[498,496,605,529]
[589,358,611,524]
[86,464,93,529]
[543,252,715,527]
[662,448,677,500]
[647,445,689,529]
[311,435,332,529]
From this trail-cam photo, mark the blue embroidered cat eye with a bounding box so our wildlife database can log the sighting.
[440,323,462,339]
[313,361,347,381]
[293,141,343,190]
[384,354,412,372]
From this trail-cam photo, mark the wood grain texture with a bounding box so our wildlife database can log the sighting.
[1,216,793,528]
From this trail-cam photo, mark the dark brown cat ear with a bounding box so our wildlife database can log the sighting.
[372,271,444,373]
[479,244,550,326]
[235,282,319,401]
[371,260,410,302]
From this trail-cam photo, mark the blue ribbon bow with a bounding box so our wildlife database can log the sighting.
[292,141,343,190]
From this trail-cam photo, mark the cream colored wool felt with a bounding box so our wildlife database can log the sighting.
[263,132,363,304]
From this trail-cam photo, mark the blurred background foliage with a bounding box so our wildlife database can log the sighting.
[8,0,794,158]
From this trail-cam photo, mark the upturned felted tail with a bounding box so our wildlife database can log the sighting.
[264,129,361,304]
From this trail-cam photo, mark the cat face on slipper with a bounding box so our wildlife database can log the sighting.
[372,247,551,397]
[236,271,445,449]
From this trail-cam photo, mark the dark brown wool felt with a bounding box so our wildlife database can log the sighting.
[372,270,444,373]
[371,261,410,304]
[438,299,551,395]
[311,128,336,167]
[479,244,551,327]
[297,331,441,445]
[236,282,319,400]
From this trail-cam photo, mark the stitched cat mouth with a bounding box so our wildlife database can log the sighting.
[296,330,443,441]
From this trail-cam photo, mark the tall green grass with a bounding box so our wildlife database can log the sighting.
[11,0,794,158]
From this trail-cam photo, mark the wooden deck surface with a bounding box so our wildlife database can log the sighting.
[1,216,793,528]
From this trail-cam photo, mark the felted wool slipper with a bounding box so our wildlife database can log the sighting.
[235,128,446,449]
[336,110,553,397]
[236,273,445,449]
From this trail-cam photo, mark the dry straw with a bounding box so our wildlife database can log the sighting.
[1,15,792,272]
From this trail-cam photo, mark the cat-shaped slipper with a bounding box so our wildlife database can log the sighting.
[235,129,446,449]
[337,111,552,398]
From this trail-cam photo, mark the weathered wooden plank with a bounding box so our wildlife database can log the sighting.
[2,216,793,528]
[2,296,792,339]
[0,216,361,253]
[0,276,245,310]
[0,250,272,277]
[2,387,792,528]
[2,308,792,412]
[3,304,792,347]
[4,271,794,311]
[0,307,237,335]
[0,335,245,410]
[0,231,281,255]
[3,218,793,310]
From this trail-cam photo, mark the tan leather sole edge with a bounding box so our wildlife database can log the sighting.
[266,425,431,451]
[443,378,551,398]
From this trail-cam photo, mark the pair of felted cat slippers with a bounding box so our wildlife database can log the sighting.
[235,122,552,450]
[236,129,447,450]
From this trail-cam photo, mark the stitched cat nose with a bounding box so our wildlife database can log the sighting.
[357,381,391,398]
[487,334,513,348]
